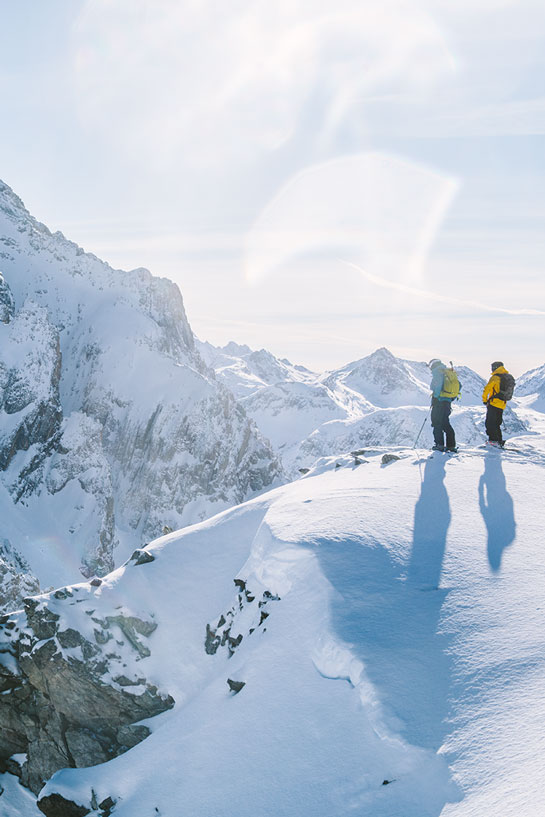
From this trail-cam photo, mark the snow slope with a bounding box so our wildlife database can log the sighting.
[3,431,544,817]
[517,363,545,412]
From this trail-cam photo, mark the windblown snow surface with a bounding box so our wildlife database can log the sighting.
[4,430,544,817]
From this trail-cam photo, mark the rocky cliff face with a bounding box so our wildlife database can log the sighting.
[0,180,282,609]
[0,550,174,802]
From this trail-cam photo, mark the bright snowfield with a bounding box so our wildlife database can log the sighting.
[3,435,545,817]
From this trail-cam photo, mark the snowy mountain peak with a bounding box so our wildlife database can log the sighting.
[0,182,282,607]
[222,340,253,357]
[0,179,28,221]
[370,345,395,359]
[196,338,317,399]
[323,347,430,408]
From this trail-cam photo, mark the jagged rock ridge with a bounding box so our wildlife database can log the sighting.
[0,179,282,606]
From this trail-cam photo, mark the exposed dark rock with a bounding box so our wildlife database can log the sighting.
[54,589,74,600]
[0,590,174,795]
[0,539,41,613]
[24,597,60,640]
[104,614,157,658]
[37,792,91,817]
[0,273,14,323]
[227,678,245,694]
[65,727,109,767]
[129,549,155,566]
[116,723,150,749]
[113,674,145,686]
[98,796,116,816]
[263,591,280,602]
[381,453,401,465]
[204,623,220,656]
[205,584,281,662]
[0,307,63,477]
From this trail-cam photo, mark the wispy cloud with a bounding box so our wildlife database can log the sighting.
[342,259,545,316]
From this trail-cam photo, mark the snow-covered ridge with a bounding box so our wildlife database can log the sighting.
[516,363,545,411]
[2,439,544,816]
[0,179,282,608]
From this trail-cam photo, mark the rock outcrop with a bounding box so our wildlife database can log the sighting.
[0,571,174,797]
[0,272,14,323]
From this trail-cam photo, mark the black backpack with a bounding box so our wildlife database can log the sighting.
[498,372,515,401]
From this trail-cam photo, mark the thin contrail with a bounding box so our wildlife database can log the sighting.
[342,259,545,317]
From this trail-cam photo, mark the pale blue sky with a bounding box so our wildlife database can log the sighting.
[1,0,544,376]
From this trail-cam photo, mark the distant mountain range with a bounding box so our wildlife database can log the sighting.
[198,341,530,475]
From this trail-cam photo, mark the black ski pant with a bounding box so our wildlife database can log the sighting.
[431,398,455,449]
[485,404,504,443]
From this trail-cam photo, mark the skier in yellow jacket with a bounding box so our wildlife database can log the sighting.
[482,361,511,447]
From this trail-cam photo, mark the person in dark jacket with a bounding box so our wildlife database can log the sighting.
[482,361,510,447]
[428,358,457,452]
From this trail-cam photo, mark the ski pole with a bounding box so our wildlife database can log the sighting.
[413,410,430,449]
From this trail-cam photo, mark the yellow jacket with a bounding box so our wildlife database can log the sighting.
[482,366,508,409]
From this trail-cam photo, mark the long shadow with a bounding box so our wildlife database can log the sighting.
[408,455,451,590]
[478,453,516,572]
[313,454,461,815]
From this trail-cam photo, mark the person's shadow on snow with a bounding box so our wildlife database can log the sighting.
[478,453,516,573]
[408,455,451,590]
[313,454,462,814]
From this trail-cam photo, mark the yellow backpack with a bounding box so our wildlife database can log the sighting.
[440,367,461,399]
